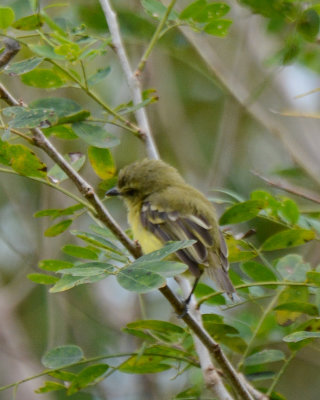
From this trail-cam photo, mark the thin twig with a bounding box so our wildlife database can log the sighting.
[135,0,178,75]
[252,171,320,204]
[99,0,159,160]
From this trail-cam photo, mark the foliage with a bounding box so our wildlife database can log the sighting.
[1,1,320,399]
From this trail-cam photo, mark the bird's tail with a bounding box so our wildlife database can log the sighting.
[207,266,236,300]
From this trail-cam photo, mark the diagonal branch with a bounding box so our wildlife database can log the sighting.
[99,0,159,160]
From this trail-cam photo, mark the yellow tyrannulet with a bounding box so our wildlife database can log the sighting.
[107,159,235,303]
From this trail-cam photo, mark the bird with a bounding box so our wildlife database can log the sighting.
[106,159,235,304]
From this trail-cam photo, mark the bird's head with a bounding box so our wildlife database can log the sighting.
[106,159,185,205]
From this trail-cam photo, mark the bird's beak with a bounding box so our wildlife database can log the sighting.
[106,187,120,196]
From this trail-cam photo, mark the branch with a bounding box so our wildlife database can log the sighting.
[0,38,20,68]
[252,171,320,204]
[99,0,159,160]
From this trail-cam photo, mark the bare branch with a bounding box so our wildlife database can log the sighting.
[99,0,159,160]
[0,38,20,68]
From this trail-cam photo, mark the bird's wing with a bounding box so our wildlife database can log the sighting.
[140,201,214,277]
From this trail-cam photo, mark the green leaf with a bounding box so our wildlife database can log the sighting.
[50,273,108,293]
[87,66,111,86]
[0,140,47,177]
[274,302,319,316]
[241,261,277,287]
[261,229,315,251]
[27,273,58,285]
[3,106,57,129]
[275,286,309,326]
[130,260,188,277]
[278,198,299,225]
[137,240,196,262]
[88,147,115,180]
[67,364,109,395]
[283,331,320,343]
[204,19,232,36]
[58,262,114,277]
[42,345,84,368]
[34,204,84,219]
[117,266,165,293]
[71,230,119,252]
[29,44,65,60]
[0,7,15,28]
[30,97,90,125]
[48,370,76,381]
[48,153,85,183]
[35,381,66,393]
[4,57,43,75]
[43,124,78,140]
[307,271,320,286]
[180,0,206,20]
[194,282,226,305]
[127,320,185,341]
[119,354,171,374]
[62,244,99,260]
[297,8,319,40]
[21,68,65,88]
[44,220,72,237]
[225,235,257,263]
[72,122,120,148]
[141,0,178,21]
[39,259,74,272]
[244,349,285,366]
[12,14,43,30]
[219,200,265,225]
[275,254,310,282]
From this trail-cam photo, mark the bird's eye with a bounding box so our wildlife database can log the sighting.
[124,188,137,196]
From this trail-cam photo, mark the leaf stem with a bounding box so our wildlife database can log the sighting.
[135,0,178,75]
[266,350,296,395]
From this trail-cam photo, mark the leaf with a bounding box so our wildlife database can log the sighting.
[12,14,43,30]
[245,349,285,366]
[62,244,99,260]
[3,106,57,128]
[307,271,320,286]
[48,370,76,381]
[225,235,256,263]
[219,200,265,225]
[72,122,120,148]
[204,19,232,37]
[35,381,66,393]
[58,262,114,277]
[180,0,207,20]
[42,345,84,368]
[297,8,319,40]
[88,147,115,180]
[34,204,84,219]
[71,230,119,252]
[1,140,47,178]
[274,302,319,316]
[67,364,109,395]
[29,44,65,60]
[0,7,15,28]
[87,66,111,86]
[137,240,196,262]
[117,266,165,293]
[127,320,185,342]
[4,57,43,75]
[43,125,78,140]
[275,254,310,282]
[194,282,226,305]
[283,331,320,343]
[130,260,188,277]
[44,220,72,237]
[278,198,299,225]
[39,259,74,272]
[50,273,108,293]
[119,354,171,374]
[27,273,58,285]
[48,153,85,183]
[261,229,315,251]
[21,68,65,88]
[30,97,90,125]
[141,0,178,21]
[241,261,277,287]
[275,286,309,326]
